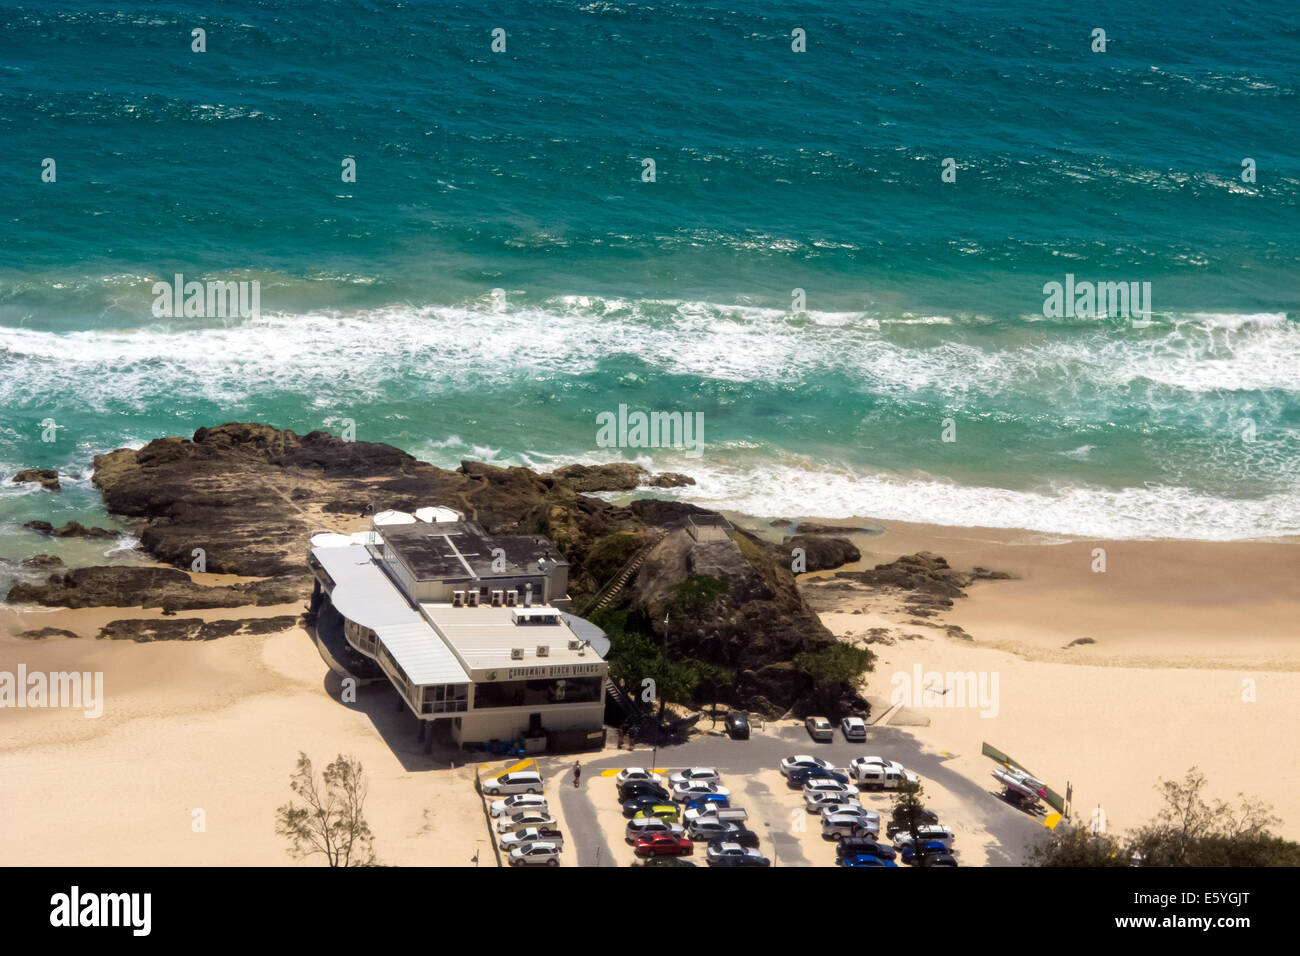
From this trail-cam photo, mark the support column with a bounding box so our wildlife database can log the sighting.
[417,721,426,743]
[425,722,436,754]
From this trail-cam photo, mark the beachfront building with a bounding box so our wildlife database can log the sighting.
[307,510,607,752]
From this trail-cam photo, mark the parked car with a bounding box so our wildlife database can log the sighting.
[614,768,663,787]
[632,805,680,823]
[508,842,560,867]
[489,793,548,818]
[706,843,770,867]
[787,766,851,786]
[495,809,554,833]
[820,804,879,825]
[838,854,898,868]
[779,755,834,778]
[499,826,564,851]
[900,841,951,864]
[849,756,920,790]
[822,811,880,840]
[671,781,731,803]
[684,804,748,825]
[708,828,760,849]
[840,716,867,741]
[682,793,731,813]
[805,790,865,813]
[623,793,676,818]
[617,781,673,803]
[805,716,834,742]
[686,817,747,842]
[625,817,686,843]
[803,778,860,797]
[921,853,959,867]
[725,711,750,739]
[668,767,721,788]
[836,837,896,861]
[481,770,543,796]
[635,833,694,857]
[893,825,955,850]
[886,809,940,838]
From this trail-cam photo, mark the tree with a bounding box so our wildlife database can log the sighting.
[275,752,376,866]
[891,780,931,861]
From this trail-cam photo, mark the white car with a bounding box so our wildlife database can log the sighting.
[671,781,731,802]
[668,767,720,788]
[615,768,663,787]
[780,755,833,778]
[803,778,860,797]
[625,817,686,843]
[840,716,867,741]
[823,812,879,840]
[821,804,879,824]
[495,809,554,833]
[490,793,548,818]
[508,842,560,867]
[499,826,564,851]
[805,789,862,812]
[683,804,748,825]
[893,825,955,850]
[481,770,543,796]
[849,756,919,790]
[706,843,770,867]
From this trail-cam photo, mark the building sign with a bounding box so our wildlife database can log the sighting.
[500,663,603,681]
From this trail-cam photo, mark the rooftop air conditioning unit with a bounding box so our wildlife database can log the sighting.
[466,590,479,607]
[490,589,503,607]
[536,645,549,657]
[505,589,518,607]
[451,590,464,607]
[568,640,581,650]
[510,648,524,660]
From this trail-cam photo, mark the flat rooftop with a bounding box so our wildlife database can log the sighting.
[419,602,599,673]
[380,520,568,582]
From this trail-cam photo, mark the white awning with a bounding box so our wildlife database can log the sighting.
[415,506,462,523]
[373,510,417,525]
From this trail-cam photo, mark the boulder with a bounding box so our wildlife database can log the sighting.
[12,468,60,492]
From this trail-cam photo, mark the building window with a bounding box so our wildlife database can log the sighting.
[420,683,469,714]
[473,676,602,709]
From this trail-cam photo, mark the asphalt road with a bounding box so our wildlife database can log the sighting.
[547,722,1046,867]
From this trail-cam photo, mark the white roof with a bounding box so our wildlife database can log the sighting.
[311,543,470,685]
[420,603,597,671]
[373,510,417,525]
[415,506,462,523]
[310,532,354,548]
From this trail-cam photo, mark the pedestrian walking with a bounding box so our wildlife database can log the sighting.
[573,760,581,788]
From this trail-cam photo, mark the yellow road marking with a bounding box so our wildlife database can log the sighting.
[491,758,536,776]
[1042,812,1063,830]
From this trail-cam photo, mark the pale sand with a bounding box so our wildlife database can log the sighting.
[806,518,1300,842]
[0,622,493,866]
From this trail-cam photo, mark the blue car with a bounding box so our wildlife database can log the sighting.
[838,854,898,867]
[684,793,730,811]
[900,841,949,864]
[788,766,850,786]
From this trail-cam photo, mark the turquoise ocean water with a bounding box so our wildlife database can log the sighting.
[1,0,1298,578]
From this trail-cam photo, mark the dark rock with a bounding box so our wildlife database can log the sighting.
[23,520,116,539]
[97,615,299,643]
[835,552,973,598]
[549,463,649,492]
[796,521,882,536]
[6,565,307,611]
[17,627,80,640]
[646,472,695,488]
[13,468,61,492]
[21,554,64,570]
[784,535,861,572]
[768,519,792,528]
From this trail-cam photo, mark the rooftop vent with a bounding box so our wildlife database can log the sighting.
[568,640,581,650]
[536,645,549,657]
[510,648,524,660]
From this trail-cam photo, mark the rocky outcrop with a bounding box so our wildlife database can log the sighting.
[23,520,116,539]
[835,551,977,596]
[21,554,64,570]
[97,615,300,642]
[7,566,304,612]
[784,535,861,572]
[548,463,695,492]
[17,627,80,640]
[12,468,60,492]
[796,521,882,536]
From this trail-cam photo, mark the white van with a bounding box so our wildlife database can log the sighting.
[853,765,919,791]
[482,770,543,796]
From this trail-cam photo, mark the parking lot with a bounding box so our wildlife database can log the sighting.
[547,720,1045,867]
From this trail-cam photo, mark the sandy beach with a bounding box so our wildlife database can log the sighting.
[2,513,1297,863]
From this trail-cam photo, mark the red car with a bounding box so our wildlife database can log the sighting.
[635,833,693,857]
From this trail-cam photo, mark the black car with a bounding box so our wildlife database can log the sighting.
[707,828,760,849]
[622,794,676,818]
[787,766,850,786]
[885,809,940,838]
[725,711,750,740]
[707,851,771,868]
[618,782,672,803]
[836,837,896,861]
[921,853,958,867]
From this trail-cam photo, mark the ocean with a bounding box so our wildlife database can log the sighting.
[2,0,1298,572]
